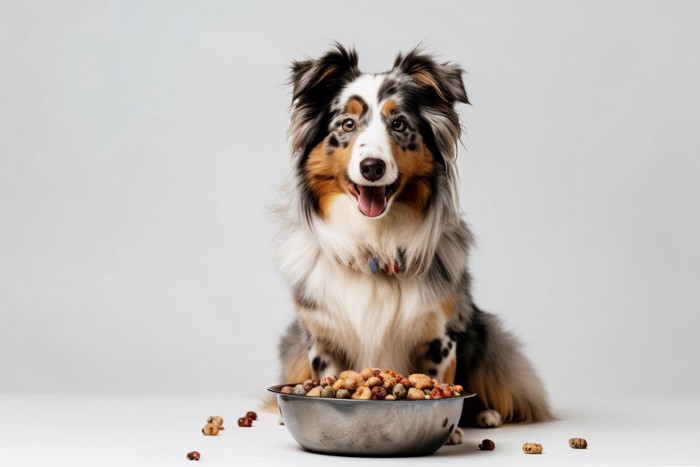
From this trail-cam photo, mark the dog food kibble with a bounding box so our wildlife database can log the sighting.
[283,369,467,400]
[392,383,407,399]
[370,386,388,400]
[352,386,372,400]
[569,438,588,449]
[237,417,253,427]
[245,411,257,421]
[365,376,382,387]
[523,443,543,454]
[408,373,434,390]
[202,423,220,436]
[478,439,495,450]
[319,376,336,387]
[407,387,425,400]
[207,416,224,427]
[186,451,201,461]
[303,379,319,392]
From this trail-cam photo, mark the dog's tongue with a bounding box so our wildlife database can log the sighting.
[357,185,387,218]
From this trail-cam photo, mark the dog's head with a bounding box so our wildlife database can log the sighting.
[288,44,468,224]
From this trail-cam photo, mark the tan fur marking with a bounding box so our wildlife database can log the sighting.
[441,295,457,321]
[467,366,551,423]
[282,349,313,385]
[345,97,365,116]
[413,70,446,100]
[317,65,338,85]
[305,139,354,217]
[382,99,397,117]
[407,310,442,366]
[444,358,456,384]
[393,143,434,218]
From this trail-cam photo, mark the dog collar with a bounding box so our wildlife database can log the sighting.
[369,255,405,276]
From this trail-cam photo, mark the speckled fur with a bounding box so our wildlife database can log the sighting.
[275,44,551,425]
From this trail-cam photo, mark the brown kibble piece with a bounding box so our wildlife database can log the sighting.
[237,417,253,427]
[429,387,445,399]
[569,438,588,449]
[332,379,346,391]
[319,376,336,387]
[187,451,201,461]
[202,423,220,436]
[306,386,322,397]
[370,386,388,400]
[360,368,376,379]
[523,443,543,454]
[479,439,495,450]
[246,411,257,421]
[365,376,382,387]
[281,385,294,394]
[407,387,425,400]
[408,373,433,390]
[302,379,319,392]
[207,416,223,426]
[351,386,372,400]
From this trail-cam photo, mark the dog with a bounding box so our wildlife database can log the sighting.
[274,44,551,434]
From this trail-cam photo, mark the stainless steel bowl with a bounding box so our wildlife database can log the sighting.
[268,384,476,457]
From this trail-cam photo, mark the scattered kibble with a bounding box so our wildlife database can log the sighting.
[207,416,223,426]
[237,417,253,428]
[523,443,543,454]
[569,437,588,449]
[479,439,495,450]
[186,451,201,461]
[202,423,220,436]
[245,411,257,421]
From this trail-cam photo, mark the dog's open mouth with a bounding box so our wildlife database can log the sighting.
[348,180,399,218]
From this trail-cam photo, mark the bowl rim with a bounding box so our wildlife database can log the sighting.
[267,384,477,402]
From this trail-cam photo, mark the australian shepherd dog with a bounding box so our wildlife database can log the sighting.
[275,44,551,436]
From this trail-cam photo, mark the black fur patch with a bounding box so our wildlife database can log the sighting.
[312,356,328,374]
[427,338,443,364]
[288,43,360,163]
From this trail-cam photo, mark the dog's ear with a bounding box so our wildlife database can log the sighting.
[288,43,360,158]
[393,47,469,220]
[393,47,469,105]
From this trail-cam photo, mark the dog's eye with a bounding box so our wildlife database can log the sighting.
[342,119,356,132]
[392,119,406,132]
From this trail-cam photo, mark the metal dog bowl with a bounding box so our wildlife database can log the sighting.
[268,384,476,457]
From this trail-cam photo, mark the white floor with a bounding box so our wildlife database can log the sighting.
[0,395,698,466]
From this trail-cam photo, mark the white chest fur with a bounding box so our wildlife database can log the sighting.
[277,196,447,372]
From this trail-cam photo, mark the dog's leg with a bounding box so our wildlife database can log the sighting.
[415,332,463,444]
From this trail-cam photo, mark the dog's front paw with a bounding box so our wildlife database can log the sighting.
[476,409,502,428]
[445,426,464,445]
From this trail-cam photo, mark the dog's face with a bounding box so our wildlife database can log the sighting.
[288,45,468,222]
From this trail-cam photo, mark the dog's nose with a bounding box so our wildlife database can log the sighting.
[360,158,386,182]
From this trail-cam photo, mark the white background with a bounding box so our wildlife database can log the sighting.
[1,0,699,403]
